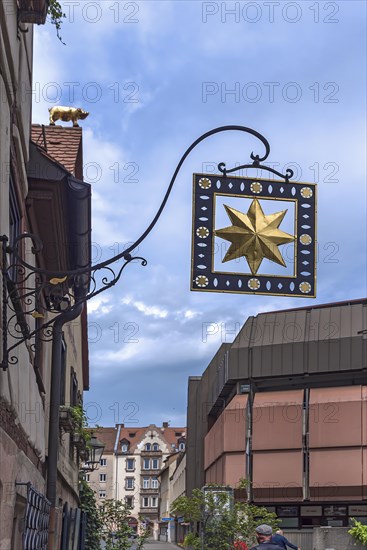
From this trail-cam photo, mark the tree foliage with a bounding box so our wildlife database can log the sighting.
[348,518,367,545]
[171,488,203,524]
[183,532,201,550]
[135,521,150,550]
[99,499,133,550]
[99,499,149,550]
[48,0,66,44]
[171,481,280,549]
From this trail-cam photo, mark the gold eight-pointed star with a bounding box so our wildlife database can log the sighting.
[215,198,295,275]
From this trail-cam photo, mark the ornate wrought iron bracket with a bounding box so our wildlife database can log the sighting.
[0,234,146,370]
[0,125,289,370]
[216,127,293,181]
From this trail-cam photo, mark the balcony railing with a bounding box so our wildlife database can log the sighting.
[141,468,160,474]
[141,451,162,457]
[140,507,158,514]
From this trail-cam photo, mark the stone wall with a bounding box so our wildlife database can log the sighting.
[313,526,365,550]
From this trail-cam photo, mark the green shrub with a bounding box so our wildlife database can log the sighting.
[348,518,367,545]
[183,532,201,550]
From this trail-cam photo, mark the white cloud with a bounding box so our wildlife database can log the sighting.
[88,296,113,315]
[122,296,168,319]
[175,309,201,321]
[34,0,366,425]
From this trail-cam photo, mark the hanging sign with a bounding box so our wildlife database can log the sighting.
[191,173,316,297]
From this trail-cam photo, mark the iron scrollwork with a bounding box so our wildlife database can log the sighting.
[1,233,147,370]
[1,125,290,370]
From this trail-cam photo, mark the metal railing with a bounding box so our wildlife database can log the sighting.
[16,483,51,550]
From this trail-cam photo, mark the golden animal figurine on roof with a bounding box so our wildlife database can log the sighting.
[49,106,89,126]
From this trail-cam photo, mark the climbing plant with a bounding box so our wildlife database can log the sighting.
[48,0,66,43]
[79,479,102,550]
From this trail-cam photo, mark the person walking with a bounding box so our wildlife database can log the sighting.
[249,525,284,549]
[271,529,301,550]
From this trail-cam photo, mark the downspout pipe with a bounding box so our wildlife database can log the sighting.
[114,423,122,501]
[46,300,84,547]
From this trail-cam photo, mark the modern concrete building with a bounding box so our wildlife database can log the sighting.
[187,299,367,534]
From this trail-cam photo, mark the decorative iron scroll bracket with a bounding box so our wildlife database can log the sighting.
[0,125,291,370]
[0,234,146,370]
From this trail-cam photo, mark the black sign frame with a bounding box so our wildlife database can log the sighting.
[191,173,316,297]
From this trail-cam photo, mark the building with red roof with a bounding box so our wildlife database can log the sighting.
[86,422,186,539]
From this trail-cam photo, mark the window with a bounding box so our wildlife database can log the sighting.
[59,338,67,406]
[152,443,159,451]
[145,443,151,451]
[143,458,150,470]
[85,474,90,482]
[99,491,106,499]
[151,497,157,508]
[121,443,129,453]
[100,458,107,467]
[125,496,134,509]
[142,497,149,508]
[99,474,106,482]
[70,368,78,407]
[143,478,150,489]
[9,172,22,282]
[152,458,159,469]
[125,477,134,490]
[179,442,185,451]
[129,432,136,438]
[126,458,134,471]
[175,432,182,437]
[151,478,158,489]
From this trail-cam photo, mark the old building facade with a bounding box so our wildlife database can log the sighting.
[0,2,92,548]
[87,423,186,538]
[158,451,186,543]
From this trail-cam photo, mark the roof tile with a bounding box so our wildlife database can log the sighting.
[91,425,186,454]
[31,124,82,176]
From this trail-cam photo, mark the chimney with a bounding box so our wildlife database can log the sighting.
[162,422,169,429]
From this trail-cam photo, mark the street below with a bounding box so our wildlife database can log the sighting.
[138,542,178,549]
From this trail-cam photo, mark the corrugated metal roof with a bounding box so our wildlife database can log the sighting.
[228,299,367,380]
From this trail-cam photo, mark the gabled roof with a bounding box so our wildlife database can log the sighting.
[31,124,83,178]
[118,428,148,453]
[88,427,118,454]
[90,425,187,455]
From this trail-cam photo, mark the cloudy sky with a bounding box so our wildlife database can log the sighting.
[33,1,366,428]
